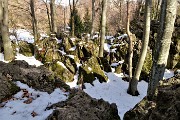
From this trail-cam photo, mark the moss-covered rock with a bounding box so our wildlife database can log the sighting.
[78,56,108,84]
[0,75,20,102]
[48,61,74,82]
[47,89,120,120]
[18,41,34,57]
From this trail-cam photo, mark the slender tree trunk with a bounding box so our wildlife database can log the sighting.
[50,0,57,33]
[0,0,14,61]
[128,0,152,96]
[98,0,107,57]
[91,0,95,37]
[147,0,177,100]
[64,7,66,31]
[69,0,75,37]
[30,0,38,42]
[126,1,133,82]
[44,0,52,32]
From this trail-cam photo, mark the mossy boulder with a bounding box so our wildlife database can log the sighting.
[18,41,34,57]
[98,57,112,72]
[78,56,108,84]
[47,89,120,120]
[63,37,75,53]
[0,75,20,102]
[48,61,74,82]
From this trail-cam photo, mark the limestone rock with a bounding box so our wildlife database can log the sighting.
[0,75,20,102]
[0,60,70,93]
[78,56,108,84]
[18,41,34,57]
[46,89,120,120]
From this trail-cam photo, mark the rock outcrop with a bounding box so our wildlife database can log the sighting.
[0,75,20,102]
[47,89,120,120]
[0,60,70,94]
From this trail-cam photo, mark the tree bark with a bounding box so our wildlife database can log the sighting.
[98,0,107,57]
[128,0,152,96]
[30,0,38,42]
[147,0,177,100]
[126,1,133,82]
[50,0,57,33]
[91,0,95,37]
[44,0,52,32]
[0,0,14,61]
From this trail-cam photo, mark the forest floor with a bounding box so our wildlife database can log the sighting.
[0,52,174,120]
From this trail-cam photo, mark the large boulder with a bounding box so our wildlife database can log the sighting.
[46,89,120,120]
[0,60,70,93]
[0,75,20,102]
[18,41,34,57]
[78,56,108,84]
[124,75,180,120]
[46,61,74,83]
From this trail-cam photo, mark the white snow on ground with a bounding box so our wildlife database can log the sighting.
[69,46,76,51]
[0,53,9,63]
[66,55,75,59]
[164,69,174,79]
[0,81,68,120]
[0,53,43,67]
[84,73,148,119]
[104,43,111,52]
[15,53,43,67]
[111,60,124,67]
[10,29,34,43]
[67,67,174,119]
[57,61,67,69]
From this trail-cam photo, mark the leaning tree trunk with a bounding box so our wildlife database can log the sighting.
[0,0,14,61]
[30,0,38,42]
[126,1,133,83]
[91,0,95,37]
[98,0,107,57]
[50,0,57,33]
[147,0,177,100]
[128,0,152,96]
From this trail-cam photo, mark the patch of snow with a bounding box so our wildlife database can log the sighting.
[117,34,128,40]
[66,63,82,88]
[88,67,92,71]
[70,38,76,41]
[0,53,9,63]
[0,81,68,120]
[66,55,75,59]
[111,60,124,67]
[10,29,34,43]
[15,53,43,67]
[84,73,148,119]
[69,46,76,51]
[104,43,111,52]
[163,69,174,79]
[57,61,67,69]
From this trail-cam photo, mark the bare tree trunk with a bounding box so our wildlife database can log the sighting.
[126,1,133,82]
[91,0,95,37]
[64,7,66,31]
[50,0,57,33]
[44,0,52,32]
[30,0,38,42]
[98,0,107,57]
[147,0,177,100]
[0,0,14,61]
[69,0,75,37]
[128,0,152,96]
